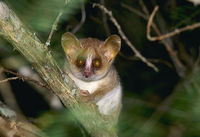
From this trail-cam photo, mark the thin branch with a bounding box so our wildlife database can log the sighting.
[0,77,19,84]
[3,69,51,91]
[125,1,186,77]
[45,11,63,46]
[46,0,86,45]
[145,5,186,77]
[93,3,159,72]
[121,3,148,20]
[100,0,111,36]
[2,56,62,110]
[3,69,62,110]
[0,69,50,90]
[45,0,72,46]
[139,0,150,15]
[72,1,86,34]
[147,6,200,41]
[146,6,159,41]
[121,2,161,37]
[0,71,22,114]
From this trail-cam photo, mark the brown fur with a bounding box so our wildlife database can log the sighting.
[62,32,122,120]
[80,38,103,48]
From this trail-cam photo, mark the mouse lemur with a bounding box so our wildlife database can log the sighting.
[62,32,122,122]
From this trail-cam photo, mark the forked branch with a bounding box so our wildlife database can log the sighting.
[93,3,159,72]
[147,6,200,41]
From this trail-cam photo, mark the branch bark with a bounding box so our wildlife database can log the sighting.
[0,1,117,137]
[0,101,47,137]
[93,3,159,72]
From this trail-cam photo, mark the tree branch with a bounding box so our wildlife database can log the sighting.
[0,101,47,137]
[93,3,159,72]
[72,0,86,34]
[100,0,111,36]
[0,68,22,113]
[45,11,63,47]
[146,5,187,77]
[122,1,186,77]
[45,0,71,46]
[2,68,51,90]
[0,77,19,84]
[0,1,117,137]
[147,6,200,41]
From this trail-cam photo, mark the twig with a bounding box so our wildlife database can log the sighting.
[93,3,159,72]
[146,5,186,77]
[45,11,63,46]
[121,3,161,36]
[100,0,111,36]
[146,6,159,41]
[0,70,22,114]
[45,0,72,46]
[72,0,86,34]
[147,6,200,41]
[3,69,51,90]
[2,56,62,110]
[131,1,186,77]
[139,0,150,15]
[0,77,19,84]
[121,3,148,20]
[17,66,62,110]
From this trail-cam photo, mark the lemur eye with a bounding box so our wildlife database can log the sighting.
[76,58,85,67]
[92,58,101,68]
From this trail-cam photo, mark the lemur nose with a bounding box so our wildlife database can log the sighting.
[83,68,92,78]
[83,72,91,78]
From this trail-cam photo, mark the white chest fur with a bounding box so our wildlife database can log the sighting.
[68,73,103,94]
[68,72,122,116]
[96,84,122,115]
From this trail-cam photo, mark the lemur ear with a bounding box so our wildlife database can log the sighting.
[101,35,121,61]
[61,32,81,57]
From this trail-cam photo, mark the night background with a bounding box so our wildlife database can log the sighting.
[1,0,200,137]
